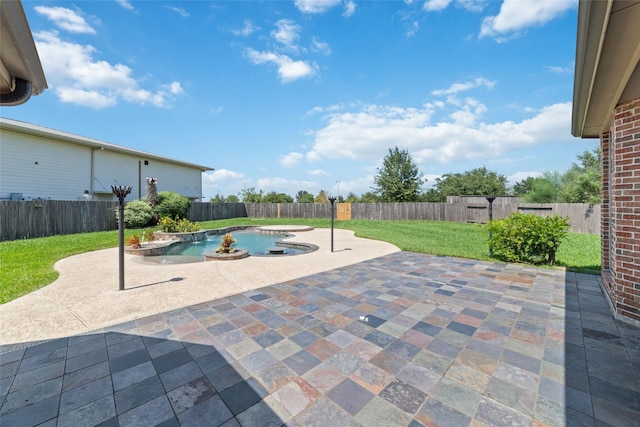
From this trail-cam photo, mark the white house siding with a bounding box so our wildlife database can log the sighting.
[143,161,203,200]
[93,150,142,200]
[93,151,203,201]
[0,118,212,201]
[0,129,92,200]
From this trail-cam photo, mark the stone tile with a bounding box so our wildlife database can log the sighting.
[534,395,564,427]
[195,350,228,374]
[10,360,64,392]
[305,339,341,361]
[369,350,408,375]
[356,396,412,426]
[396,362,441,394]
[254,330,285,348]
[59,375,113,415]
[289,330,320,348]
[326,378,374,415]
[283,350,322,375]
[1,377,62,414]
[110,348,151,374]
[431,377,481,417]
[206,363,248,392]
[147,340,185,359]
[0,394,59,427]
[364,329,396,348]
[112,360,157,391]
[379,379,426,414]
[159,360,203,392]
[65,347,109,374]
[349,361,394,394]
[296,396,359,427]
[486,376,537,416]
[415,397,472,427]
[219,377,267,416]
[325,351,365,376]
[255,362,297,393]
[118,395,174,427]
[475,395,532,427]
[236,400,286,427]
[501,348,542,375]
[412,349,454,376]
[57,395,116,427]
[166,375,217,414]
[18,347,67,374]
[268,339,304,361]
[272,377,320,417]
[240,349,278,375]
[114,375,165,415]
[303,365,345,394]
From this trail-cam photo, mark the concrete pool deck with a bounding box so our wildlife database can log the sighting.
[0,228,400,346]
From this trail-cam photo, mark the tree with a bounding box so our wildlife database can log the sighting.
[263,191,293,203]
[344,192,359,203]
[240,187,264,203]
[225,195,239,203]
[296,190,315,203]
[315,190,328,203]
[210,193,226,203]
[524,172,562,202]
[435,167,508,198]
[558,149,600,203]
[373,147,424,202]
[155,191,191,219]
[419,188,445,202]
[512,177,537,197]
[359,191,381,203]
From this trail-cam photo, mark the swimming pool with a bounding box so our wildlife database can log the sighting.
[165,230,310,257]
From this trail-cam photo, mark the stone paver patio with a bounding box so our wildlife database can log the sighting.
[1,252,639,426]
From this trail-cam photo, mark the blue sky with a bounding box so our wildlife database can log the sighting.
[4,0,597,200]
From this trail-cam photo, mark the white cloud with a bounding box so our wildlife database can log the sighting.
[344,1,357,17]
[245,48,317,83]
[167,6,189,18]
[423,0,485,12]
[507,170,542,186]
[480,0,576,39]
[307,169,328,176]
[546,65,573,74]
[306,100,574,166]
[431,77,495,96]
[311,37,332,56]
[115,0,134,11]
[257,177,318,194]
[233,20,259,36]
[294,0,342,14]
[204,169,245,184]
[423,0,453,12]
[34,30,184,109]
[34,6,96,34]
[271,19,301,50]
[280,152,304,168]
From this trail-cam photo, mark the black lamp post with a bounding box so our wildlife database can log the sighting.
[485,195,496,256]
[112,185,132,291]
[328,196,337,252]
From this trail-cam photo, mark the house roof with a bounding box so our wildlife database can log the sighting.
[572,0,640,138]
[0,0,48,106]
[0,117,214,172]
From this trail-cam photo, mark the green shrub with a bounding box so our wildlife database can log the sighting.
[487,213,570,265]
[158,216,200,233]
[121,200,154,228]
[154,191,191,219]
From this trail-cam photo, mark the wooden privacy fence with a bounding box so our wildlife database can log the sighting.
[0,200,119,241]
[0,200,600,241]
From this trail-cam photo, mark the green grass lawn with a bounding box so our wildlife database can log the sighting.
[0,218,600,304]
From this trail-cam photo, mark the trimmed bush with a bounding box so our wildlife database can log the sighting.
[155,191,191,219]
[487,212,570,265]
[121,200,154,228]
[158,216,200,233]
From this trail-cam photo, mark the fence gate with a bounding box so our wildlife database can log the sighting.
[466,205,488,223]
[337,203,352,220]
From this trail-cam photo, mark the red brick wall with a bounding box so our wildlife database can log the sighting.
[605,99,640,322]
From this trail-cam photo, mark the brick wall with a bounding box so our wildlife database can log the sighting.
[605,99,640,322]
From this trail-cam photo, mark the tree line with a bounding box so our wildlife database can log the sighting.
[210,147,601,204]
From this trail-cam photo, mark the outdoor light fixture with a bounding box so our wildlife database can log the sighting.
[328,196,337,252]
[112,185,132,291]
[485,196,496,256]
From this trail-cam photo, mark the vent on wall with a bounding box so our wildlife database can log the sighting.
[144,160,149,165]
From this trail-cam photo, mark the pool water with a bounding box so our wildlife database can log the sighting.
[164,231,308,257]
